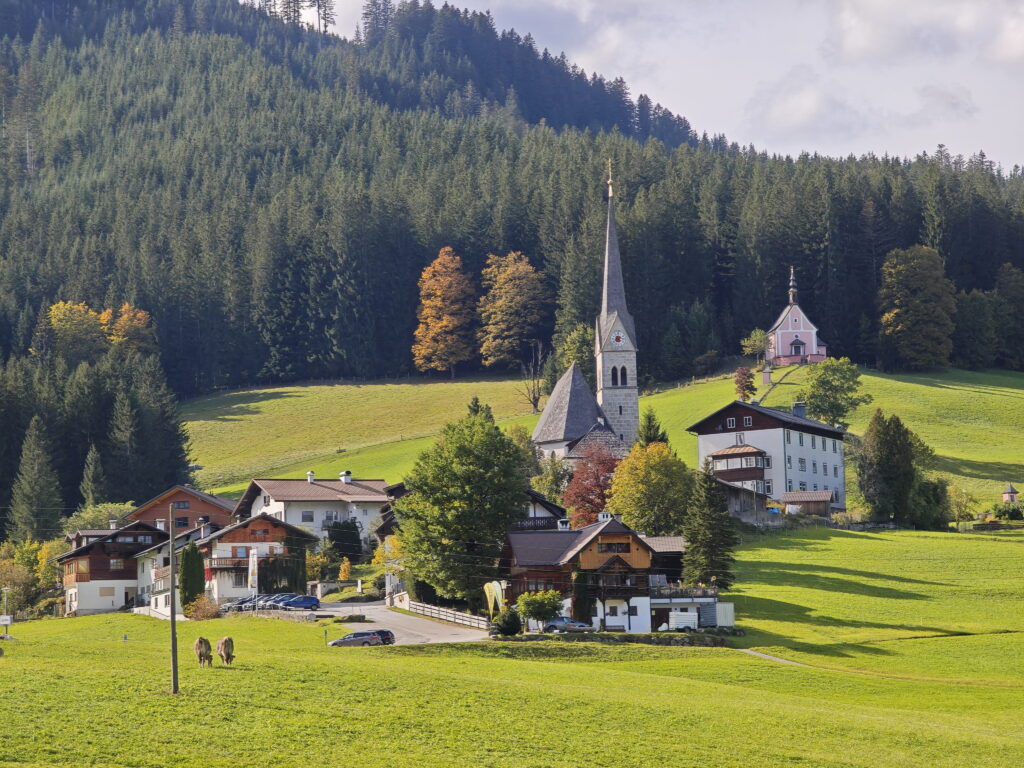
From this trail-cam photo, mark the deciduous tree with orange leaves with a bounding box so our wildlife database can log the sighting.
[477,251,548,367]
[563,445,619,529]
[412,247,476,377]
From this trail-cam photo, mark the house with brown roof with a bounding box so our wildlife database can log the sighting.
[123,484,235,533]
[502,513,728,632]
[233,471,398,546]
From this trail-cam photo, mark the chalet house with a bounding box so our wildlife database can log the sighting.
[135,514,318,616]
[233,472,397,546]
[689,400,846,516]
[56,522,167,615]
[502,514,727,632]
[766,268,827,366]
[123,484,234,532]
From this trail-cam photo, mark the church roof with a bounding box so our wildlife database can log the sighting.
[598,182,636,344]
[532,363,606,445]
[1005,484,1019,494]
[566,421,628,459]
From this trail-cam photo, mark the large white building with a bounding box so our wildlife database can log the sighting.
[688,401,846,515]
[233,472,397,545]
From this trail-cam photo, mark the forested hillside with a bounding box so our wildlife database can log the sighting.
[1,0,1023,398]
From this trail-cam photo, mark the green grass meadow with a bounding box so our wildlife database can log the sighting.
[3,527,1023,767]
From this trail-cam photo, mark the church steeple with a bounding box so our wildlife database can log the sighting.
[599,164,635,342]
[788,266,798,305]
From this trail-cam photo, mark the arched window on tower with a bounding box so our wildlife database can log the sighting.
[620,367,628,386]
[611,367,618,386]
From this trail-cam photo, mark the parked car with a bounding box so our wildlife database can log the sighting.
[367,629,395,645]
[543,616,592,633]
[224,596,258,612]
[328,632,383,647]
[282,595,321,611]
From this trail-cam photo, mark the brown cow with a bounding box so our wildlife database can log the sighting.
[194,636,212,667]
[216,636,234,666]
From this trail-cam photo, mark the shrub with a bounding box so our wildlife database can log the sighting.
[183,595,221,620]
[491,608,522,636]
[516,590,564,631]
[338,557,352,581]
[372,573,386,591]
[991,502,1024,521]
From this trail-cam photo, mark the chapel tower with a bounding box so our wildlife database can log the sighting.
[594,170,639,446]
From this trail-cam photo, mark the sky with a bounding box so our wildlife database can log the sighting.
[320,0,1024,167]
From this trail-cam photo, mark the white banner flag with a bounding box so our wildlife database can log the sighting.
[247,548,259,590]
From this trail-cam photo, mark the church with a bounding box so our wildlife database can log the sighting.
[532,176,638,462]
[766,268,828,367]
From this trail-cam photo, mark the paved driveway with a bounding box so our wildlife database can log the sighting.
[320,601,487,645]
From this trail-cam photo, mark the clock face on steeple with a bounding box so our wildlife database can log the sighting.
[611,331,624,346]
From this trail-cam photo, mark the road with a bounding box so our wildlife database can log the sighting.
[320,601,487,645]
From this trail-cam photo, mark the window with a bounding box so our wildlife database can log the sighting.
[591,605,599,617]
[262,494,270,506]
[798,433,804,446]
[793,316,798,324]
[109,558,124,570]
[607,605,618,617]
[138,535,152,544]
[173,500,190,510]
[786,456,792,469]
[812,461,817,474]
[743,416,752,427]
[798,458,806,471]
[611,367,619,386]
[834,465,839,478]
[99,587,115,597]
[799,481,807,491]
[231,546,250,558]
[628,605,638,617]
[619,405,622,415]
[824,485,829,491]
[764,456,772,469]
[251,528,269,537]
[743,457,756,468]
[785,429,792,444]
[232,571,246,588]
[116,536,134,542]
[77,560,89,574]
[620,367,628,386]
[787,480,793,491]
[832,440,837,453]
[764,480,774,495]
[713,459,726,471]
[597,542,630,554]
[735,433,745,445]
[726,417,736,428]
[175,517,189,528]
[301,511,314,523]
[811,436,816,449]
[813,484,818,491]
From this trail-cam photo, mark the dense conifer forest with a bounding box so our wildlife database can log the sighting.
[1,0,1023,403]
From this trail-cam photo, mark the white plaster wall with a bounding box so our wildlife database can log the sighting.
[69,579,138,615]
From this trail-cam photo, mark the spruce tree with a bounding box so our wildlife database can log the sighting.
[636,406,668,447]
[10,415,64,542]
[681,462,738,589]
[78,443,105,509]
[178,542,205,608]
[106,391,140,503]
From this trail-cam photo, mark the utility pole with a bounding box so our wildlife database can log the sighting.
[167,503,179,694]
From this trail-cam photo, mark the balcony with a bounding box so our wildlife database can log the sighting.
[153,565,170,580]
[511,517,559,531]
[206,557,248,569]
[649,585,718,599]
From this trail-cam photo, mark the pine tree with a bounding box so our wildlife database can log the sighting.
[951,290,997,370]
[106,391,140,503]
[681,462,738,589]
[994,264,1024,370]
[878,246,956,371]
[311,0,336,33]
[78,443,105,509]
[412,247,476,377]
[178,542,205,608]
[10,415,64,542]
[477,252,548,368]
[279,0,304,25]
[636,406,668,447]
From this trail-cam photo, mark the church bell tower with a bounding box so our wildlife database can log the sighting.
[594,168,639,446]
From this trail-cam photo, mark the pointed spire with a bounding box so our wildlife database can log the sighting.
[600,165,634,341]
[788,266,798,305]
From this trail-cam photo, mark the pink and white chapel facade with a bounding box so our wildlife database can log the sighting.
[766,267,828,366]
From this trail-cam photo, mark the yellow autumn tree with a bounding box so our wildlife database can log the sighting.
[100,303,158,355]
[46,301,109,363]
[338,556,352,581]
[607,442,693,537]
[477,251,548,367]
[412,247,476,377]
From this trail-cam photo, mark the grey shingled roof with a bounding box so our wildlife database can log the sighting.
[640,536,685,553]
[566,422,628,460]
[532,363,604,445]
[1004,484,1018,494]
[598,188,636,344]
[780,490,835,503]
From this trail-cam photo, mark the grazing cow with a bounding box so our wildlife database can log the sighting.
[216,636,234,666]
[194,637,212,667]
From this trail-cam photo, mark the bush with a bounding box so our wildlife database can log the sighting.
[491,608,522,636]
[372,573,386,591]
[183,595,221,620]
[991,502,1024,521]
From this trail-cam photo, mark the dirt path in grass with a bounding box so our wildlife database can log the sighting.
[735,648,810,667]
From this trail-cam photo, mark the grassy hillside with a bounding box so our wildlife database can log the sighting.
[186,367,1024,504]
[4,527,1022,767]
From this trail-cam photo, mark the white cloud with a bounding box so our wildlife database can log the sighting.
[991,8,1024,61]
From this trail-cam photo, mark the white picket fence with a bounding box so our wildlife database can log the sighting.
[406,600,490,630]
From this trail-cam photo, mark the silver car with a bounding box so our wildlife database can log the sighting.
[328,631,383,647]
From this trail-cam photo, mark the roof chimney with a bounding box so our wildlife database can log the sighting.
[306,470,315,484]
[792,402,807,418]
[598,511,612,522]
[108,519,118,530]
[557,518,571,531]
[340,470,353,485]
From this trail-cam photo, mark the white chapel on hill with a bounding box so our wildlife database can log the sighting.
[532,175,639,462]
